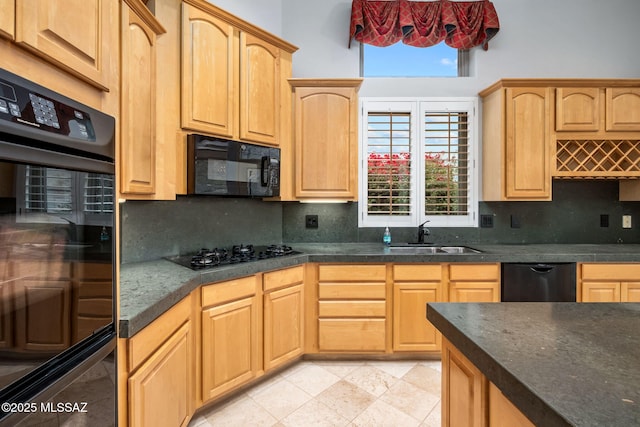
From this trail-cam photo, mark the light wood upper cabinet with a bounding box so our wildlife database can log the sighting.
[181,4,237,138]
[0,0,14,40]
[481,84,552,201]
[606,88,640,131]
[120,2,165,196]
[556,87,600,131]
[14,0,112,90]
[181,2,296,147]
[289,79,363,200]
[240,33,280,145]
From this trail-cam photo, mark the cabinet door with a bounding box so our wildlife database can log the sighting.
[292,83,360,199]
[240,33,280,145]
[264,284,303,371]
[505,87,551,199]
[393,283,441,352]
[202,296,258,401]
[442,338,487,427]
[555,87,600,131]
[489,382,535,427]
[181,4,237,137]
[621,282,640,302]
[0,0,14,40]
[15,0,110,90]
[606,88,640,131]
[128,321,192,427]
[120,4,158,195]
[582,282,620,302]
[14,280,71,351]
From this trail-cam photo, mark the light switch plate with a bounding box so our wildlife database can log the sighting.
[623,215,632,229]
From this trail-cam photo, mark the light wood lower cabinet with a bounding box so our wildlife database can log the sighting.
[442,338,535,427]
[448,264,501,303]
[263,266,304,371]
[201,276,261,402]
[579,263,640,302]
[393,264,443,352]
[126,296,194,427]
[442,338,487,427]
[317,264,387,352]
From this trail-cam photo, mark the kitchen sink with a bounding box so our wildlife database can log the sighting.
[389,244,482,254]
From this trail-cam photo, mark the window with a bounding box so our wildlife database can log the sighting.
[362,43,469,77]
[359,98,478,228]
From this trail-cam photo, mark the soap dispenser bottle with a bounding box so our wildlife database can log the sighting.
[383,227,392,246]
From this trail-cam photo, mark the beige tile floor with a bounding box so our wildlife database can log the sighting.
[188,359,442,427]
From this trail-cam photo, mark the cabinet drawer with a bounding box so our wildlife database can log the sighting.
[128,295,191,371]
[318,264,386,282]
[581,263,640,281]
[202,276,257,307]
[393,264,441,281]
[319,282,386,300]
[318,300,385,318]
[263,265,304,292]
[318,319,385,351]
[449,264,499,281]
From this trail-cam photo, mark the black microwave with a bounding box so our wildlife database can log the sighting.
[187,134,280,197]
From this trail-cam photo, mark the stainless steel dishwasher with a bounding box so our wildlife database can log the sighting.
[501,263,576,302]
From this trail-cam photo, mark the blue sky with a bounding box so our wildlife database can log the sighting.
[363,42,458,77]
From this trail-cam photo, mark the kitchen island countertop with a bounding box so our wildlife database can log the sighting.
[119,243,640,338]
[427,302,640,427]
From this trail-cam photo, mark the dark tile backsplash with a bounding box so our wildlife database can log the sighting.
[282,181,640,245]
[121,181,640,263]
[120,196,283,263]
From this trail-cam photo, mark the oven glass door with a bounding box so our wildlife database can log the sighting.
[0,158,114,390]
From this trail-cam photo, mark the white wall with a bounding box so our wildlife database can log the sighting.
[281,0,640,97]
[208,0,283,35]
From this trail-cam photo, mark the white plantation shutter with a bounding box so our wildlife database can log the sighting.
[360,98,477,228]
[422,108,470,216]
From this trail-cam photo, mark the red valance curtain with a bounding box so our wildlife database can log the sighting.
[349,0,500,50]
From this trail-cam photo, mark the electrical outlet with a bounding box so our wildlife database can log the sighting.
[510,215,520,229]
[305,214,318,229]
[623,215,632,229]
[600,214,609,228]
[480,214,494,228]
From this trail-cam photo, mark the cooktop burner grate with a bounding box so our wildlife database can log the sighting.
[166,244,299,270]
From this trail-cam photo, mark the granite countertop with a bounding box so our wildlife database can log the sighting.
[427,302,640,427]
[119,243,640,338]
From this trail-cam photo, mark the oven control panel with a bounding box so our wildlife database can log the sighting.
[0,74,95,141]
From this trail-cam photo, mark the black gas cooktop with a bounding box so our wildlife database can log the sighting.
[166,244,300,271]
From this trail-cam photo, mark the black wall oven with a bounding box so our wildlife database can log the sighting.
[0,69,116,426]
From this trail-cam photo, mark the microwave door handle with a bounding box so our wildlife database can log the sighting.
[261,156,269,187]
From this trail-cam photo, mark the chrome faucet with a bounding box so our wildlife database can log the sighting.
[417,220,430,243]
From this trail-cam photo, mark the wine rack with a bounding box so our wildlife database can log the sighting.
[555,139,640,178]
